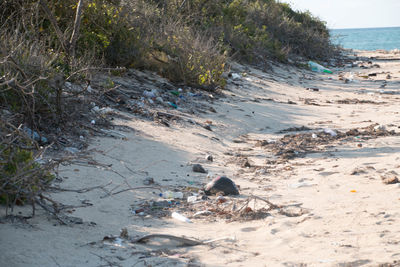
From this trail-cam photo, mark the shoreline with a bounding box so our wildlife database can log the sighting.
[1,49,400,266]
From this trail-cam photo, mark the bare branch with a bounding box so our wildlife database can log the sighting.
[69,0,84,58]
[39,0,68,53]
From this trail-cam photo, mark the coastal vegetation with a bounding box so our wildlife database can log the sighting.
[0,0,338,210]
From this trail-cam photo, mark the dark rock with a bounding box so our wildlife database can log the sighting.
[204,176,239,196]
[205,154,213,162]
[192,164,207,173]
[242,159,251,168]
[203,124,212,131]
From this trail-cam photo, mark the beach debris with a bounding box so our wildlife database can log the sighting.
[230,73,242,80]
[64,147,79,154]
[308,61,333,74]
[160,191,184,199]
[374,124,386,131]
[143,177,154,185]
[23,127,48,143]
[120,228,129,239]
[278,126,312,134]
[132,233,235,247]
[204,176,240,196]
[192,163,207,173]
[257,124,399,161]
[381,172,399,185]
[323,128,337,137]
[193,210,212,217]
[133,234,201,246]
[167,102,178,109]
[205,154,214,162]
[171,211,192,223]
[187,195,197,203]
[143,89,158,99]
[203,124,212,131]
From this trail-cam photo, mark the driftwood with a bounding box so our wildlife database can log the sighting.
[132,234,203,246]
[131,233,236,247]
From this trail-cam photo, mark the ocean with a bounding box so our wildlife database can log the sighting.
[330,27,400,51]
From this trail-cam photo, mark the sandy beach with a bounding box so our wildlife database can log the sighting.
[1,49,400,267]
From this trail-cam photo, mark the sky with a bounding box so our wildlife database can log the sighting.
[282,0,400,29]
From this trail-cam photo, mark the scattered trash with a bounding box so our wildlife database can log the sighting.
[231,73,241,80]
[204,176,239,196]
[350,190,357,193]
[216,195,227,203]
[278,126,312,134]
[312,133,318,139]
[170,90,180,96]
[323,128,337,137]
[167,102,178,109]
[91,106,114,114]
[187,92,202,97]
[64,147,79,154]
[193,210,212,217]
[91,120,96,125]
[192,164,207,173]
[374,125,386,131]
[258,124,398,161]
[143,89,158,98]
[171,211,192,223]
[187,195,197,203]
[160,191,184,199]
[23,127,48,143]
[308,61,333,74]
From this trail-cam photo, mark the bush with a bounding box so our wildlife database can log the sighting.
[0,120,55,209]
[0,0,338,211]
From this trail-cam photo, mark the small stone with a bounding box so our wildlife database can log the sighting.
[209,107,217,113]
[120,228,129,239]
[143,177,154,185]
[203,125,212,131]
[242,159,251,168]
[382,175,399,185]
[205,154,213,162]
[192,164,207,173]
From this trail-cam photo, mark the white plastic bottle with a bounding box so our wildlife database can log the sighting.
[160,191,183,199]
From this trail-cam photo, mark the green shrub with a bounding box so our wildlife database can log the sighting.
[0,142,55,206]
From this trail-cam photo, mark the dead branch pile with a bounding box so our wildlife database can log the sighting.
[258,124,399,160]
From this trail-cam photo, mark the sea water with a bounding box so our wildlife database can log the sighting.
[330,27,400,51]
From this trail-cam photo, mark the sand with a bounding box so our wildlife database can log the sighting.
[1,50,400,267]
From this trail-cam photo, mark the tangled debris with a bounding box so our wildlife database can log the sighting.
[328,98,387,105]
[257,124,399,161]
[131,190,306,223]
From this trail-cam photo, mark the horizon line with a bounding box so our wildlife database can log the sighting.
[330,25,400,30]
